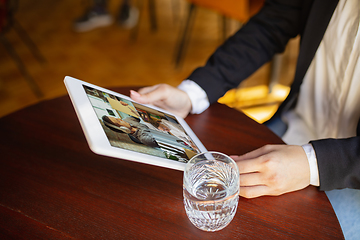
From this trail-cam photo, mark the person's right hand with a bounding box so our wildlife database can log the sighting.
[231,144,311,198]
[130,84,192,118]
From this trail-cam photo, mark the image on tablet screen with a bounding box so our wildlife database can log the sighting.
[83,85,201,163]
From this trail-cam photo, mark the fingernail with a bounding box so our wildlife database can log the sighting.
[130,90,140,97]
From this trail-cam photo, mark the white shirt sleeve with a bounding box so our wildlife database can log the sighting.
[177,80,210,114]
[302,143,320,186]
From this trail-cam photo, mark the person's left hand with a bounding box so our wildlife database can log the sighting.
[130,84,192,118]
[231,144,310,198]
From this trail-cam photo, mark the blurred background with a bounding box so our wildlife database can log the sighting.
[0,0,299,122]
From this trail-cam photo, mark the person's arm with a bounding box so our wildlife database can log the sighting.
[310,137,360,191]
[131,0,306,116]
[189,0,305,104]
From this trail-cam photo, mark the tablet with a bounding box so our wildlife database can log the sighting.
[64,76,207,171]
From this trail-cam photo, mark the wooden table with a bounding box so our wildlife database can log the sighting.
[0,87,343,239]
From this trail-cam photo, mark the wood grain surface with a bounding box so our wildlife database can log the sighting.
[0,87,343,239]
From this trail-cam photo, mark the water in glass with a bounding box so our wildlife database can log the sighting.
[183,157,239,232]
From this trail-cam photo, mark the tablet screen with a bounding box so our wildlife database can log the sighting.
[83,85,201,163]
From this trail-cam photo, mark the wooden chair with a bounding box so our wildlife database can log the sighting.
[130,0,158,40]
[0,0,45,98]
[174,0,265,67]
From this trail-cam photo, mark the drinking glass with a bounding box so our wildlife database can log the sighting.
[183,151,240,232]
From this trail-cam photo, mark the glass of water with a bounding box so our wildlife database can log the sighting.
[183,151,240,232]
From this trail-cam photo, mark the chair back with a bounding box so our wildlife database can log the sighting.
[189,0,264,22]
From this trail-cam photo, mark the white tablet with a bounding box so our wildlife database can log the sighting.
[64,76,207,171]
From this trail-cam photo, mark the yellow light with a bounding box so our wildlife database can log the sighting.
[218,84,290,123]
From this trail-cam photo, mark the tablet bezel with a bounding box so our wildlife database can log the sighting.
[64,76,207,171]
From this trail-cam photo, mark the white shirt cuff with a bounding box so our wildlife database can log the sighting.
[302,143,320,186]
[177,80,210,114]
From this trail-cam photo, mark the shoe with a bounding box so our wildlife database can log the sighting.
[74,8,113,32]
[117,5,139,29]
[102,116,131,133]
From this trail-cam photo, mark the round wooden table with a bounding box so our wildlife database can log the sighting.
[0,87,343,239]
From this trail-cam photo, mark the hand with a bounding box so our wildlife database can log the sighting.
[231,145,310,198]
[130,84,192,118]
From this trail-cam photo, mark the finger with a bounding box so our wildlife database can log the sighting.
[130,86,167,104]
[130,90,142,101]
[236,158,263,174]
[235,146,271,161]
[235,145,283,163]
[239,185,270,199]
[130,89,169,110]
[240,172,264,187]
[232,149,263,162]
[137,85,161,95]
[229,155,239,159]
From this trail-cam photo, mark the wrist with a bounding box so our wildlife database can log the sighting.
[302,143,320,186]
[178,80,210,114]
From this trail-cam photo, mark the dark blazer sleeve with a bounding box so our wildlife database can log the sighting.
[311,137,360,191]
[188,0,307,104]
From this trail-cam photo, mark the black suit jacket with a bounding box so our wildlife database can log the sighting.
[188,0,360,191]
